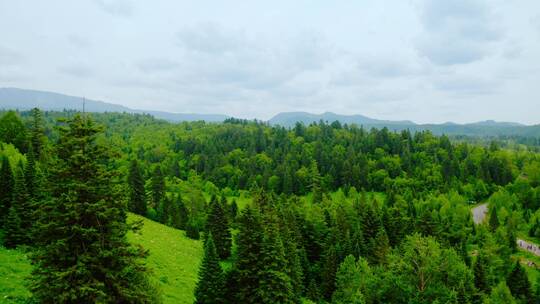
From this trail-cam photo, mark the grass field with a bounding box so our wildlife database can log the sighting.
[0,247,32,303]
[0,214,203,304]
[128,213,203,304]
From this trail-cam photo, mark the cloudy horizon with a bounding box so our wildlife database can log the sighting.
[1,0,540,124]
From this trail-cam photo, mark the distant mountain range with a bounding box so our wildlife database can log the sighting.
[1,87,538,137]
[0,88,229,122]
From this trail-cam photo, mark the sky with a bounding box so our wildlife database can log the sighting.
[1,0,540,124]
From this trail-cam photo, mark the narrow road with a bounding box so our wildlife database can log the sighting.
[517,239,540,257]
[471,203,488,225]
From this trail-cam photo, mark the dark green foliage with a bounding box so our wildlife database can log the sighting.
[128,159,147,216]
[0,156,14,224]
[24,148,38,200]
[194,234,225,304]
[12,165,31,245]
[321,245,339,301]
[0,111,27,152]
[3,206,24,248]
[29,115,158,303]
[257,215,294,304]
[474,253,490,294]
[235,206,264,304]
[229,199,238,221]
[507,262,532,303]
[151,166,165,207]
[368,227,390,265]
[29,108,45,159]
[169,194,188,230]
[206,197,232,260]
[489,207,499,231]
[186,220,201,240]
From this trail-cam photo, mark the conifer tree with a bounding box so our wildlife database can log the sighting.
[194,234,225,304]
[186,220,201,240]
[361,201,381,243]
[3,206,24,248]
[12,165,31,244]
[235,206,264,304]
[29,108,45,160]
[128,159,147,216]
[0,156,14,224]
[321,245,339,301]
[257,215,294,304]
[206,197,232,259]
[29,115,158,303]
[170,194,188,230]
[24,148,37,200]
[507,262,532,303]
[489,206,499,231]
[473,252,489,294]
[311,161,323,204]
[151,165,165,207]
[368,227,390,265]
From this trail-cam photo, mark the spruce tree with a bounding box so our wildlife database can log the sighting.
[507,261,532,303]
[12,165,31,245]
[473,252,489,294]
[321,245,339,301]
[24,148,37,200]
[0,156,14,224]
[151,165,165,207]
[170,194,188,230]
[368,227,390,265]
[29,115,158,303]
[235,206,264,304]
[489,206,499,231]
[29,108,45,160]
[3,206,24,248]
[206,197,232,259]
[257,215,294,304]
[194,234,225,304]
[128,159,147,216]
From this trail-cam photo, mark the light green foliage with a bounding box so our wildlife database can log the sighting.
[483,282,516,304]
[0,247,32,302]
[128,214,203,304]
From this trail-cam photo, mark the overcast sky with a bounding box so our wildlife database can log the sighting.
[1,1,540,124]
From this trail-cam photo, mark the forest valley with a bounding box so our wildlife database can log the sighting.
[2,109,540,304]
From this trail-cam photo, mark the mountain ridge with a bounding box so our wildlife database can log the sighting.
[1,88,538,137]
[0,87,229,122]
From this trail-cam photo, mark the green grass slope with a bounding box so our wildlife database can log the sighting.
[128,213,203,304]
[0,214,203,304]
[0,247,31,303]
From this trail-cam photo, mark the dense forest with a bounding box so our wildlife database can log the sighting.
[2,109,540,303]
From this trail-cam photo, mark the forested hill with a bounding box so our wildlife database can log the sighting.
[0,87,229,122]
[2,109,540,303]
[269,111,540,137]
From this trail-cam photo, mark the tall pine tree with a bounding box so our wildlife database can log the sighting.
[507,261,532,303]
[206,197,232,260]
[29,115,158,303]
[151,165,165,207]
[235,206,264,304]
[128,159,147,216]
[257,214,294,304]
[194,233,225,304]
[12,165,31,245]
[0,156,14,225]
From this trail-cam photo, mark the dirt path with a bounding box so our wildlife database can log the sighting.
[517,239,540,257]
[471,203,488,224]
